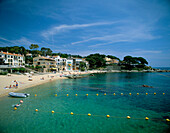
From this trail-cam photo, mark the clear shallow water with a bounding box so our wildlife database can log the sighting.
[0,72,170,133]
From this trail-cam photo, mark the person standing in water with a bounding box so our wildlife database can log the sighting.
[16,82,18,88]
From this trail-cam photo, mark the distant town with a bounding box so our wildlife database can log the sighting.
[0,44,155,74]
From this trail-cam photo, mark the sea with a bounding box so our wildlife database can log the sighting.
[0,72,170,133]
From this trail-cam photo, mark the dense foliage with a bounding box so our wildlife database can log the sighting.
[0,46,27,55]
[122,56,148,70]
[79,62,86,71]
[107,55,120,61]
[0,45,149,70]
[41,47,52,56]
[85,53,106,69]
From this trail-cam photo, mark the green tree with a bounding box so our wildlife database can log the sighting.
[60,53,68,58]
[29,44,39,50]
[107,55,120,61]
[72,55,82,58]
[79,62,86,71]
[137,57,148,65]
[41,47,52,56]
[122,56,148,70]
[29,44,41,57]
[86,53,106,69]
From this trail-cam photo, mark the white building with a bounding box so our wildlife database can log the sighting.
[0,51,25,66]
[50,55,67,71]
[66,58,73,71]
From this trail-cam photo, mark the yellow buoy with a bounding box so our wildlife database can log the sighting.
[104,93,106,96]
[75,94,77,96]
[146,93,148,95]
[70,112,74,115]
[55,94,57,96]
[35,109,38,112]
[166,119,170,122]
[127,116,131,119]
[67,94,69,96]
[163,93,165,95]
[86,94,88,96]
[14,107,17,110]
[96,94,98,96]
[129,93,131,95]
[145,117,149,120]
[154,93,156,95]
[113,93,116,95]
[88,113,91,116]
[106,115,110,118]
[121,93,123,95]
[137,93,139,95]
[35,94,37,96]
[51,110,55,113]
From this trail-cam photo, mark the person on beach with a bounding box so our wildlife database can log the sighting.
[16,82,18,88]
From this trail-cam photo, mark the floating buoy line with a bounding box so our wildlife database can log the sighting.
[32,109,170,122]
[46,92,166,97]
[12,98,169,123]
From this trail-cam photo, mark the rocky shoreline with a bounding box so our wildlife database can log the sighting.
[90,69,170,73]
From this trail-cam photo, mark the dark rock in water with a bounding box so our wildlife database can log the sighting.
[142,84,153,88]
[90,74,94,76]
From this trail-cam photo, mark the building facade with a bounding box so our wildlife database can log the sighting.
[104,57,119,65]
[0,51,25,66]
[50,56,66,71]
[33,56,56,72]
[66,58,73,71]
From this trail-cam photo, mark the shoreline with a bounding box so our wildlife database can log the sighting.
[0,73,68,98]
[0,71,96,98]
[0,70,169,98]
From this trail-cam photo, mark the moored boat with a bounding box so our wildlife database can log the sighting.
[9,92,30,98]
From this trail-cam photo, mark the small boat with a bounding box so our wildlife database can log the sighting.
[9,92,30,98]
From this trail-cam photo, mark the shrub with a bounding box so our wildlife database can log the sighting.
[0,72,7,75]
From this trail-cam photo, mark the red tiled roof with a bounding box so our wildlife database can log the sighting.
[2,52,23,57]
[52,56,59,57]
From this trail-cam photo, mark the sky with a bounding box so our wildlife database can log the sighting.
[0,0,170,67]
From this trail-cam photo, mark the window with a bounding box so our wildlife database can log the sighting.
[8,55,10,58]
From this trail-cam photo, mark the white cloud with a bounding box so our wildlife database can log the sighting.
[0,36,39,47]
[0,36,16,45]
[88,39,131,47]
[70,22,160,47]
[41,21,118,39]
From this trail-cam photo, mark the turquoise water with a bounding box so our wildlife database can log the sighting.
[0,72,170,133]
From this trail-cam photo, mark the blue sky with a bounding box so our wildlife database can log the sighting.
[0,0,170,67]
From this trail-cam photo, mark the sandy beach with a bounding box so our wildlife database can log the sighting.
[0,73,68,97]
[0,70,108,97]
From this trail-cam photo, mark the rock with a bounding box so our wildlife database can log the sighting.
[142,85,153,88]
